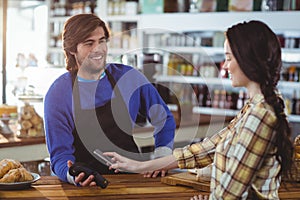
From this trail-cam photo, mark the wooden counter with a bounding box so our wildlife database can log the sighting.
[0,134,49,162]
[1,173,299,199]
[0,174,203,200]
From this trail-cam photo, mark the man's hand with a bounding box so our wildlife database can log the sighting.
[67,160,96,187]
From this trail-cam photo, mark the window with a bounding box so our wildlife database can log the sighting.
[2,0,47,104]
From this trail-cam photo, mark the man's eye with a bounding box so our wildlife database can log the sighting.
[99,39,107,44]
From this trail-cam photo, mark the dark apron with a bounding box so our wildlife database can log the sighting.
[72,69,140,174]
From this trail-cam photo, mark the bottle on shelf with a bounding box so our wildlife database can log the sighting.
[236,89,245,110]
[219,89,227,109]
[292,89,300,115]
[205,87,212,108]
[198,85,205,107]
[225,90,233,109]
[191,84,200,106]
[212,89,220,108]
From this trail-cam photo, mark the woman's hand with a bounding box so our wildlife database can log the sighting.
[104,152,178,175]
[190,194,208,200]
[103,152,142,173]
[142,170,168,178]
[67,160,97,187]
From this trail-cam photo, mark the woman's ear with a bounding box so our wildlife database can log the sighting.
[69,51,76,56]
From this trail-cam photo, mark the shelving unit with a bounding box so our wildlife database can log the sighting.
[46,1,300,124]
[138,11,300,125]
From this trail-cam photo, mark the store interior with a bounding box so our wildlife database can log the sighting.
[0,0,300,175]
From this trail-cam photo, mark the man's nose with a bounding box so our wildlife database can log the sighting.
[93,43,104,51]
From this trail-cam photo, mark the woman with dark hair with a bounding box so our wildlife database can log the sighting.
[44,14,176,186]
[104,20,294,199]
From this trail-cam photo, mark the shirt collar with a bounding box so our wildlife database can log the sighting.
[77,71,106,82]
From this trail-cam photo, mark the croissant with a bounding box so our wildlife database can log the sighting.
[0,159,22,179]
[0,168,33,183]
[0,168,22,183]
[18,168,34,182]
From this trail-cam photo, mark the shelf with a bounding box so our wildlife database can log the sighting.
[278,81,300,90]
[108,48,141,55]
[155,75,300,89]
[146,46,300,64]
[48,47,64,53]
[192,107,300,123]
[105,15,140,22]
[282,48,300,63]
[140,11,300,33]
[289,115,300,123]
[155,75,231,86]
[159,46,224,56]
[49,16,70,23]
[193,106,238,117]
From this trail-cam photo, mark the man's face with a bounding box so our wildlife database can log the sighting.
[74,26,107,78]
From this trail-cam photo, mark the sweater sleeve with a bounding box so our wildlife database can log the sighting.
[44,74,75,183]
[173,127,227,169]
[141,83,176,151]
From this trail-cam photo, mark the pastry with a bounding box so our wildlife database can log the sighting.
[0,159,22,179]
[21,120,33,130]
[30,115,42,125]
[18,168,33,182]
[0,159,33,183]
[0,168,33,183]
[18,103,44,137]
[28,128,37,137]
[0,168,22,183]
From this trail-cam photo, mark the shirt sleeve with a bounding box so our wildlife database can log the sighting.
[140,83,176,150]
[44,75,75,183]
[211,103,277,199]
[173,127,227,169]
[123,67,176,151]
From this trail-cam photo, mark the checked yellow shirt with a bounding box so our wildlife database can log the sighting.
[174,94,281,199]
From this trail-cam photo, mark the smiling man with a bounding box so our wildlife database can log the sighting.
[44,14,176,187]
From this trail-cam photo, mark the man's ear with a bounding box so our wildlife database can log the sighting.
[69,51,76,55]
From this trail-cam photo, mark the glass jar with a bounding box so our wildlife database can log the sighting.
[17,95,44,138]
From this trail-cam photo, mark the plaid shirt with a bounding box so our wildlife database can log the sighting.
[174,94,281,199]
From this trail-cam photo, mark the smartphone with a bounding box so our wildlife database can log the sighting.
[93,149,114,166]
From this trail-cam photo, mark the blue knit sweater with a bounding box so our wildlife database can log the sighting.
[44,63,176,182]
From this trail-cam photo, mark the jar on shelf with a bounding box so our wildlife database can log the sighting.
[17,95,44,138]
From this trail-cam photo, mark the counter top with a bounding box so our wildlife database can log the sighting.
[1,173,299,199]
[0,174,203,200]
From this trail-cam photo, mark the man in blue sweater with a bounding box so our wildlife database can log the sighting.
[44,14,176,187]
